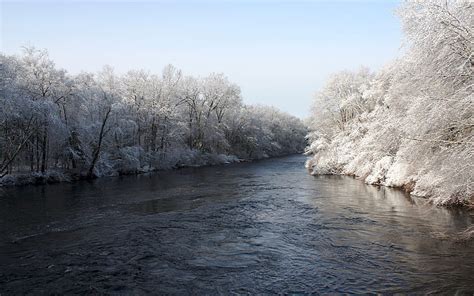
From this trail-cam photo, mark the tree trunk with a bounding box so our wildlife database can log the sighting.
[41,128,48,173]
[35,134,40,172]
[87,107,111,178]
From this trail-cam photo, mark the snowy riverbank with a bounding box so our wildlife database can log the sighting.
[0,152,241,187]
[0,151,304,187]
[305,1,473,207]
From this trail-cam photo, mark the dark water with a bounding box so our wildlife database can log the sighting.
[1,155,473,294]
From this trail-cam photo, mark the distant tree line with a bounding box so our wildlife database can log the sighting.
[0,50,307,184]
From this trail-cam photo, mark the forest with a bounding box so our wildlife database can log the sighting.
[306,1,473,206]
[0,50,307,185]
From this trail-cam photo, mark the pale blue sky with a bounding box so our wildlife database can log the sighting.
[1,0,402,118]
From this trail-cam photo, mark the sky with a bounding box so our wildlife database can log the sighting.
[1,0,402,118]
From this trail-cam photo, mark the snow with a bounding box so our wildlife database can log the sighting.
[0,49,307,186]
[306,1,473,206]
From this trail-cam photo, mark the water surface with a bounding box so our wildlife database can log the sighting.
[1,155,473,294]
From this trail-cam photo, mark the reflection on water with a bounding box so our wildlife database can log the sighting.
[0,155,473,294]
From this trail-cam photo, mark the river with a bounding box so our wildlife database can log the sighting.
[0,154,473,294]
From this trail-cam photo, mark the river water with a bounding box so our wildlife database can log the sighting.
[0,155,473,294]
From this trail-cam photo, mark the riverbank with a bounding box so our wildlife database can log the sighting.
[305,155,474,208]
[0,151,302,187]
[0,152,239,187]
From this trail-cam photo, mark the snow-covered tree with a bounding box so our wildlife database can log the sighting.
[306,0,473,206]
[0,47,308,183]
